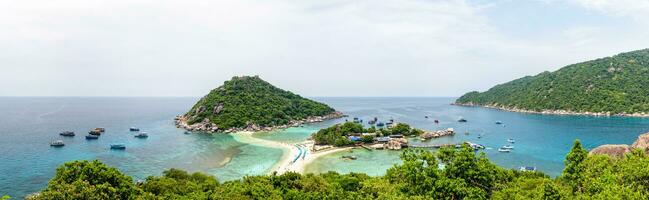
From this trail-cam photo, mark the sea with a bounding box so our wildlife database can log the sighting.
[1,97,648,198]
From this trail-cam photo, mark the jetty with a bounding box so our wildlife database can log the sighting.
[408,143,458,149]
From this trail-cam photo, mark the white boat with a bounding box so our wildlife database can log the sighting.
[519,166,536,172]
[507,139,515,143]
[501,145,514,149]
[498,148,511,153]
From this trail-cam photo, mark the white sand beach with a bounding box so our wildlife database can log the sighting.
[231,131,352,174]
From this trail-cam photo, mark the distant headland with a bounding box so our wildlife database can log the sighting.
[455,49,649,117]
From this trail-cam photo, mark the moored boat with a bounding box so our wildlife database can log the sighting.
[341,155,357,160]
[110,144,126,150]
[376,122,385,127]
[501,145,514,149]
[434,119,439,123]
[88,130,102,135]
[134,132,148,138]
[519,166,537,172]
[129,127,140,131]
[495,121,503,125]
[59,131,75,137]
[85,135,99,140]
[507,138,515,143]
[184,131,191,134]
[458,117,467,122]
[50,140,65,147]
[95,127,105,132]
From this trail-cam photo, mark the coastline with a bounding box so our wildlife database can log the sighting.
[453,102,649,118]
[174,111,344,133]
[231,131,352,175]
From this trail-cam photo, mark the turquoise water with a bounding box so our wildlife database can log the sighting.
[0,97,282,198]
[2,97,649,198]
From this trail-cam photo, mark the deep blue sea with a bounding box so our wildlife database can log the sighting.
[1,97,648,198]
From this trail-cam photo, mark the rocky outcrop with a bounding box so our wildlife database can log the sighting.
[589,132,649,157]
[175,111,344,133]
[631,132,649,153]
[386,138,408,150]
[589,144,631,158]
[420,128,455,140]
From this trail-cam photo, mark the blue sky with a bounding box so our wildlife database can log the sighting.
[1,0,648,97]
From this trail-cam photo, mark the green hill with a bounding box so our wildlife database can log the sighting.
[456,49,649,115]
[179,76,339,131]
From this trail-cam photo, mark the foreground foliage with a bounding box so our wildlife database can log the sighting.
[34,141,649,199]
[456,49,649,114]
[185,76,336,129]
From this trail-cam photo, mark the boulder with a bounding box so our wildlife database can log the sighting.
[632,132,649,153]
[589,144,631,158]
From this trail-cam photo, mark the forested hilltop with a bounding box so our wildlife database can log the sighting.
[456,49,649,115]
[26,139,649,199]
[176,76,340,132]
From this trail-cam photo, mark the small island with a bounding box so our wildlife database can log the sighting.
[311,121,454,150]
[455,49,649,117]
[175,76,343,132]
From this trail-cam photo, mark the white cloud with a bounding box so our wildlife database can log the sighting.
[0,0,648,96]
[570,0,649,20]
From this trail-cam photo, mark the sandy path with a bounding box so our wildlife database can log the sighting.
[231,131,351,174]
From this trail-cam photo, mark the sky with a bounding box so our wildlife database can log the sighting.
[1,0,649,97]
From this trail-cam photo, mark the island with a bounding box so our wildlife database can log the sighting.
[175,75,343,132]
[455,49,649,117]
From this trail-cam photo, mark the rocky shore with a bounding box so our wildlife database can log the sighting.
[175,111,345,133]
[590,132,649,158]
[420,128,455,140]
[453,102,649,118]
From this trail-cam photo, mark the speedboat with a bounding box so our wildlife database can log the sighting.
[495,121,503,125]
[85,135,99,140]
[134,132,148,138]
[59,131,75,137]
[95,127,105,132]
[501,145,514,149]
[498,148,511,153]
[110,144,126,150]
[458,117,467,122]
[129,127,140,131]
[507,139,515,143]
[50,140,65,147]
[184,131,191,134]
[434,120,439,123]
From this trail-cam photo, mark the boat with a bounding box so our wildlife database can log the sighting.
[134,132,148,138]
[110,144,126,150]
[477,134,483,139]
[50,140,65,147]
[465,142,485,150]
[85,135,99,140]
[425,116,429,118]
[498,148,511,153]
[59,131,75,137]
[352,117,360,123]
[507,138,515,143]
[184,131,191,134]
[464,131,470,135]
[458,117,467,122]
[376,122,385,127]
[434,120,439,123]
[519,166,537,172]
[495,121,503,125]
[95,127,105,132]
[88,130,102,135]
[501,145,514,149]
[129,127,140,131]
